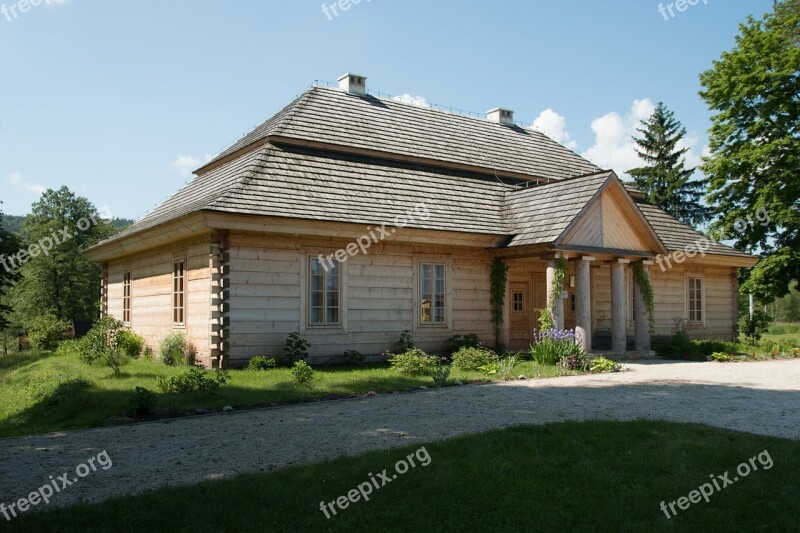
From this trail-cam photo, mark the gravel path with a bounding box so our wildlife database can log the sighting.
[1,359,799,511]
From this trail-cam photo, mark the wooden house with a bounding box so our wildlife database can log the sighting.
[85,74,758,367]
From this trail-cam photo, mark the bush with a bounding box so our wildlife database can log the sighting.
[156,367,230,393]
[80,317,131,377]
[449,334,481,352]
[654,331,696,360]
[389,348,437,376]
[558,353,590,373]
[159,332,193,366]
[589,357,621,373]
[398,330,415,352]
[742,310,772,344]
[291,360,315,388]
[247,356,278,370]
[709,352,735,363]
[451,346,496,371]
[285,332,310,363]
[429,357,451,388]
[118,330,145,359]
[26,314,70,350]
[128,386,157,415]
[55,339,84,359]
[497,355,519,381]
[530,329,585,365]
[343,350,364,365]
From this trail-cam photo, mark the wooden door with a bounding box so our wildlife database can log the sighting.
[509,282,531,349]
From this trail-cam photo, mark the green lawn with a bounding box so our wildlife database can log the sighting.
[11,420,800,532]
[0,350,567,438]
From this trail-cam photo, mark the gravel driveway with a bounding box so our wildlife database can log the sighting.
[1,359,799,511]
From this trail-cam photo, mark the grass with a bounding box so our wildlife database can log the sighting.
[655,327,800,361]
[11,420,800,531]
[0,350,569,438]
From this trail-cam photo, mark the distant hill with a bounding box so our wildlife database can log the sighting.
[1,215,135,234]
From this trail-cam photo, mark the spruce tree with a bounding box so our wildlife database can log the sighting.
[628,102,710,227]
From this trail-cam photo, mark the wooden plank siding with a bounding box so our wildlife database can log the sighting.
[106,235,212,365]
[225,232,494,366]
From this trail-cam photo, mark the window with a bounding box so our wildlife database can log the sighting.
[688,277,703,323]
[309,258,340,326]
[123,271,132,324]
[512,291,525,313]
[420,263,446,325]
[173,260,185,326]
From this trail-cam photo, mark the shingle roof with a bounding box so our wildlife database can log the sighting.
[504,171,613,247]
[199,86,601,181]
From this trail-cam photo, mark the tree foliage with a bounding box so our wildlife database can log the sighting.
[700,0,800,300]
[11,187,113,325]
[0,206,21,332]
[628,102,710,227]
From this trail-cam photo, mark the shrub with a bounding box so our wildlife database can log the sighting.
[709,352,735,363]
[285,332,310,363]
[291,360,314,388]
[742,310,772,344]
[247,356,278,370]
[449,334,481,352]
[156,367,230,393]
[451,346,496,371]
[654,331,696,360]
[128,386,157,415]
[118,330,145,359]
[496,355,518,381]
[530,329,585,365]
[478,359,500,376]
[26,314,70,350]
[54,339,84,359]
[389,348,437,376]
[398,330,414,352]
[589,357,621,373]
[558,353,590,373]
[80,317,131,377]
[159,332,193,366]
[343,350,364,365]
[429,357,451,388]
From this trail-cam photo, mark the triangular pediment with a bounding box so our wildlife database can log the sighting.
[557,178,665,254]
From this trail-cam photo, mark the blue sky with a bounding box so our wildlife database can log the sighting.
[0,0,775,219]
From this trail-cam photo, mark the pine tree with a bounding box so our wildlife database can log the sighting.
[628,102,710,227]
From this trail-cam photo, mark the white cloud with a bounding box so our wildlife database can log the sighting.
[44,0,71,6]
[392,94,430,108]
[6,172,45,195]
[580,99,707,177]
[581,98,656,175]
[530,109,577,150]
[170,154,214,177]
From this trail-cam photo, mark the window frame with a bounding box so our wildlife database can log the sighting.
[122,270,132,325]
[512,289,526,314]
[686,276,705,325]
[172,259,186,328]
[415,259,450,329]
[307,256,342,328]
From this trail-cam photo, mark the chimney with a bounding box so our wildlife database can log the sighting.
[486,108,514,126]
[338,73,367,96]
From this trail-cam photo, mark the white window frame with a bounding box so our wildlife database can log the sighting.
[686,275,705,325]
[122,270,132,325]
[306,255,344,329]
[414,257,451,329]
[173,258,186,328]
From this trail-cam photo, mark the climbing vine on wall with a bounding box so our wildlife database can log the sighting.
[538,256,568,332]
[490,258,509,349]
[632,262,655,333]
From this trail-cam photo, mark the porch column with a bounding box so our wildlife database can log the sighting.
[574,256,594,352]
[611,259,629,355]
[634,260,653,353]
[546,259,564,330]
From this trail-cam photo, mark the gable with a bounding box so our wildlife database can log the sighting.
[558,179,663,253]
